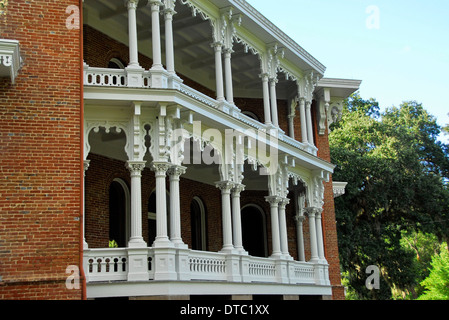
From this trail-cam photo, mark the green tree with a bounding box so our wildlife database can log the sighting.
[330,94,449,300]
[418,243,449,300]
[444,113,449,135]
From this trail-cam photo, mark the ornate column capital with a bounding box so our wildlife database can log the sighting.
[151,161,171,176]
[125,0,139,10]
[148,0,163,9]
[305,207,323,218]
[232,183,245,195]
[215,181,235,193]
[278,197,290,208]
[126,161,146,176]
[167,165,186,178]
[211,41,223,51]
[265,196,282,207]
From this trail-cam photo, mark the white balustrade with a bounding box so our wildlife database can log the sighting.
[85,68,127,87]
[84,247,329,287]
[188,250,227,281]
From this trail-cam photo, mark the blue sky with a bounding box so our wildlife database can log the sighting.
[246,0,449,142]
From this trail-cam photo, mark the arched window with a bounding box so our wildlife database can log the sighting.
[241,205,267,257]
[108,57,125,69]
[109,179,130,248]
[190,197,207,251]
[242,111,260,122]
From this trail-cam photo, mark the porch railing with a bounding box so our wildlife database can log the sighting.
[83,65,317,156]
[83,247,328,286]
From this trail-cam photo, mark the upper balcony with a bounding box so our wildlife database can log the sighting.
[83,0,360,169]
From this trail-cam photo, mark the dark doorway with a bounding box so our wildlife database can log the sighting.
[190,197,206,251]
[109,180,128,248]
[241,205,267,257]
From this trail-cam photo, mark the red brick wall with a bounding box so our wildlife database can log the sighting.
[0,0,83,299]
[314,106,345,300]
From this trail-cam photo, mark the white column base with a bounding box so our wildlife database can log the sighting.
[153,247,178,281]
[126,66,144,88]
[127,248,150,282]
[150,68,169,89]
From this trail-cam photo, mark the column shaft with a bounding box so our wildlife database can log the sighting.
[270,78,279,127]
[278,198,290,258]
[266,196,282,257]
[305,101,314,145]
[164,6,176,74]
[261,74,272,125]
[150,0,163,70]
[216,181,234,252]
[168,166,187,248]
[152,162,172,247]
[316,210,326,261]
[231,184,245,253]
[126,0,140,68]
[224,49,234,105]
[126,161,147,248]
[298,98,308,144]
[307,208,319,262]
[213,43,225,102]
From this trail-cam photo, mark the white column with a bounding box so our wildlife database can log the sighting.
[299,98,308,144]
[231,184,246,253]
[216,181,235,252]
[224,48,234,105]
[261,73,272,125]
[126,0,140,68]
[164,1,176,75]
[168,165,187,248]
[306,207,319,262]
[149,0,163,70]
[265,196,282,258]
[288,114,295,139]
[212,42,225,102]
[83,160,90,249]
[126,161,147,248]
[151,162,173,247]
[269,78,279,127]
[278,198,291,259]
[305,100,314,146]
[295,215,306,262]
[315,209,326,262]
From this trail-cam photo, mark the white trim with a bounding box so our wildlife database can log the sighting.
[86,280,332,299]
[0,39,22,84]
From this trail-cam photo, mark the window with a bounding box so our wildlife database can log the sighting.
[190,197,207,251]
[109,179,130,248]
[108,57,125,69]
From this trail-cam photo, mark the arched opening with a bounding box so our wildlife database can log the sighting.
[241,205,267,258]
[190,197,207,251]
[109,178,130,248]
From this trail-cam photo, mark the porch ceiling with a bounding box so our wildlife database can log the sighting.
[83,0,299,100]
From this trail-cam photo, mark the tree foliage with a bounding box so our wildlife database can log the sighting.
[330,94,449,299]
[418,243,449,300]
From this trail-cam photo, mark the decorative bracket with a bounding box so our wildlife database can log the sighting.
[0,39,22,84]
